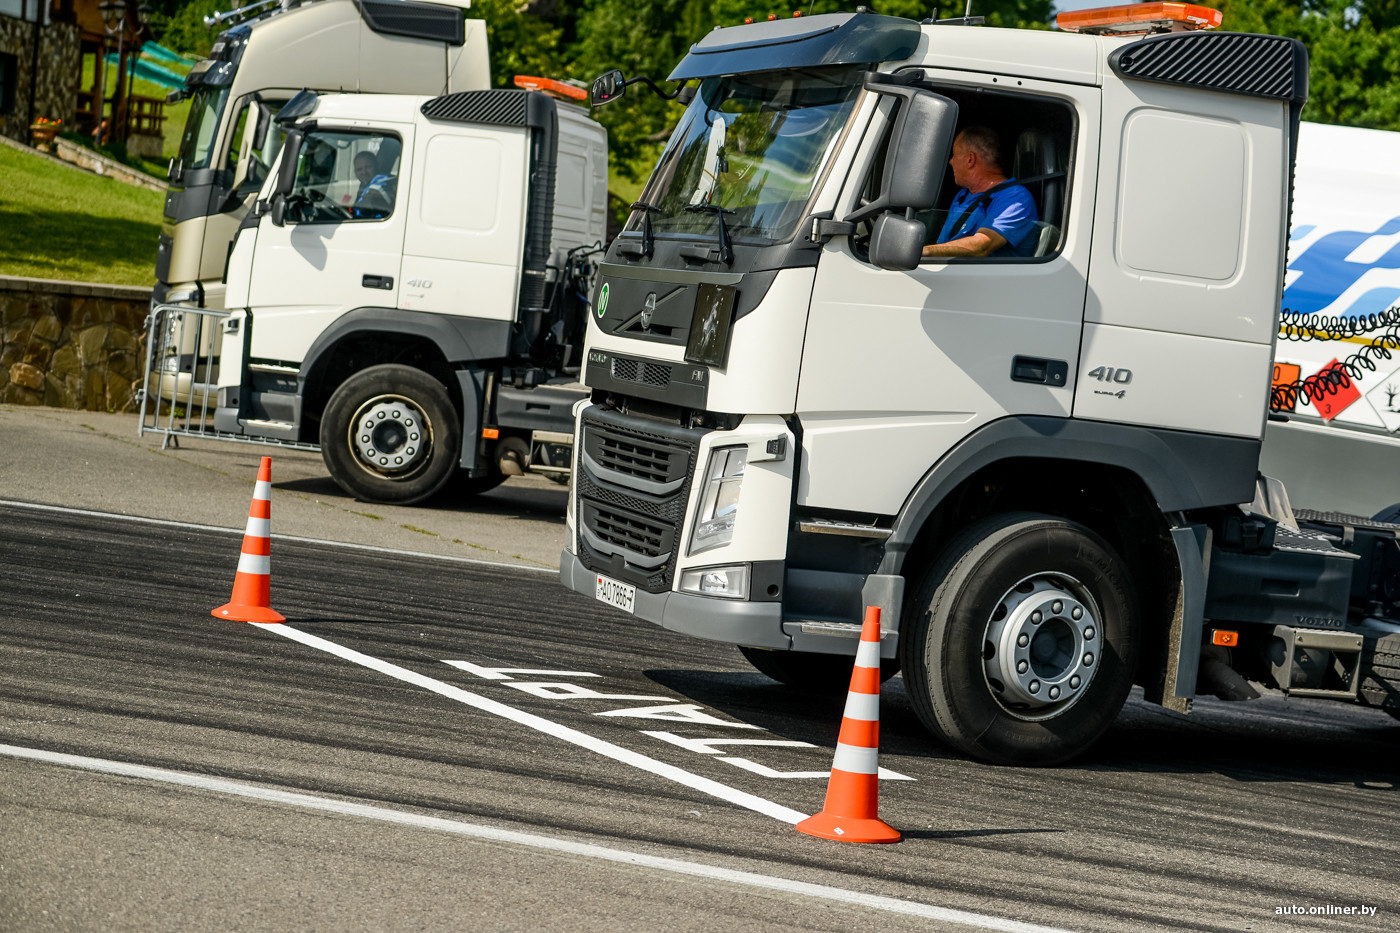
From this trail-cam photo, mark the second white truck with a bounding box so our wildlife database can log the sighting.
[147,86,607,503]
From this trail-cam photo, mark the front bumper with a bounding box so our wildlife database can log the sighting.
[560,549,791,649]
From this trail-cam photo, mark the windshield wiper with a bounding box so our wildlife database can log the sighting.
[629,201,664,258]
[684,203,735,265]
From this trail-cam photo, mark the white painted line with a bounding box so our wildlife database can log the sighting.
[0,743,1077,933]
[0,499,554,573]
[441,662,601,680]
[257,623,807,824]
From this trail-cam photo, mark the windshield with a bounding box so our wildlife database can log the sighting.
[630,66,864,245]
[177,87,232,172]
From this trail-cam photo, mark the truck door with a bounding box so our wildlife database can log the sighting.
[247,125,411,362]
[796,79,1100,516]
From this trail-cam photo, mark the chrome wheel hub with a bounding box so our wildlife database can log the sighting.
[983,575,1100,720]
[349,396,430,476]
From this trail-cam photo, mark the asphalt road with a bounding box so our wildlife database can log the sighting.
[2,405,1399,932]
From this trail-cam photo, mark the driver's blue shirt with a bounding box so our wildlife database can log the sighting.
[937,181,1038,257]
[352,173,397,219]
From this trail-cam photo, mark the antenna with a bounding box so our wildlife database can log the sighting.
[203,0,279,28]
[964,0,972,17]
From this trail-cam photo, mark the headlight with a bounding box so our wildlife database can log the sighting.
[689,445,746,554]
[678,564,750,599]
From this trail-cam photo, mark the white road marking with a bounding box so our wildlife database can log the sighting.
[441,662,601,680]
[0,499,553,573]
[257,623,805,824]
[643,731,817,754]
[0,743,1078,933]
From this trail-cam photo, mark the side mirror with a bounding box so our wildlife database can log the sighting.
[845,81,958,224]
[590,70,626,107]
[869,212,926,271]
[269,193,287,227]
[274,130,303,198]
[884,92,957,211]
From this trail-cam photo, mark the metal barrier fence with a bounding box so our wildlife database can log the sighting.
[137,304,319,452]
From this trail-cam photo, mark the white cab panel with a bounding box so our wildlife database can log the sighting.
[1089,80,1289,346]
[400,123,529,320]
[705,269,816,416]
[247,123,412,363]
[1074,321,1271,437]
[216,309,248,391]
[797,73,1100,515]
[223,225,257,311]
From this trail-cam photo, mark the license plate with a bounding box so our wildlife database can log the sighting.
[594,573,636,613]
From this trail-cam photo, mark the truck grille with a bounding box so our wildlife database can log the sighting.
[575,407,703,594]
[611,357,673,390]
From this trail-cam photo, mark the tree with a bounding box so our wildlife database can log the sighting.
[1218,0,1400,131]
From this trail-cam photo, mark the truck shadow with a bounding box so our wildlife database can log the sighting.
[643,669,1400,789]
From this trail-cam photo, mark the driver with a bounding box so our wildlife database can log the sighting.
[921,126,1038,259]
[351,146,397,220]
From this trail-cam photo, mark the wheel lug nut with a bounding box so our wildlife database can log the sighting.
[1049,686,1060,699]
[1017,633,1029,647]
[1017,660,1028,674]
[392,410,401,418]
[1072,606,1083,620]
[1031,611,1042,624]
[376,411,385,419]
[394,457,403,464]
[1070,675,1081,688]
[1084,627,1095,640]
[1029,680,1041,694]
[1052,600,1063,614]
[410,433,419,441]
[1083,652,1094,667]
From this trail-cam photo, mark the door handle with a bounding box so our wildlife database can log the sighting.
[1011,355,1068,386]
[362,274,393,290]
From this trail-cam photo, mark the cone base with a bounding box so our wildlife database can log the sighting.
[212,602,285,623]
[796,811,901,844]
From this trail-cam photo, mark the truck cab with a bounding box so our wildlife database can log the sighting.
[560,9,1400,765]
[208,87,607,503]
[157,0,489,312]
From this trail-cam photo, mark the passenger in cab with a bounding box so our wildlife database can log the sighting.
[922,126,1038,259]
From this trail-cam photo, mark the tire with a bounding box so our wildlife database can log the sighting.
[898,512,1140,766]
[1372,503,1400,525]
[320,364,461,505]
[738,645,899,695]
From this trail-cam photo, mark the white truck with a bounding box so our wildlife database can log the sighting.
[154,86,608,503]
[559,6,1400,765]
[156,0,490,313]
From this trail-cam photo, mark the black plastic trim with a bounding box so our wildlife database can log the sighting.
[668,12,920,81]
[1109,31,1309,105]
[878,416,1262,576]
[584,347,708,410]
[354,0,465,45]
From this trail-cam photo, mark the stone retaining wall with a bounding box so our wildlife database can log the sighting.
[53,137,167,192]
[0,275,150,412]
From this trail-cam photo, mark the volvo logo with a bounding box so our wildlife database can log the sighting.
[639,292,657,330]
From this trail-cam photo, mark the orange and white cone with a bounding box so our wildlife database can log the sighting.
[212,456,285,623]
[796,606,900,843]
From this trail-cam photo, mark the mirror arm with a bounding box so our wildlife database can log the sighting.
[624,75,685,101]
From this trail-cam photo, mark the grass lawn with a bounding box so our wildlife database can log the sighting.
[0,143,163,287]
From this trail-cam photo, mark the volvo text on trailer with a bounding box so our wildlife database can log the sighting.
[559,6,1400,765]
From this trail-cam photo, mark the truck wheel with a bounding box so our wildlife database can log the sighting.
[738,645,899,694]
[899,512,1139,766]
[320,364,461,505]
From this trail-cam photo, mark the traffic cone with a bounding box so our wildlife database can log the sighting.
[796,606,900,843]
[212,456,285,623]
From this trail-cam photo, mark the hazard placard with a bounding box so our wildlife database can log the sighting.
[1271,362,1301,411]
[1364,366,1400,432]
[1309,359,1361,421]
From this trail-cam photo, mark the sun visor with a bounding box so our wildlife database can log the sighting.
[667,12,921,81]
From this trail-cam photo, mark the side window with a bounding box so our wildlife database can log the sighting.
[855,86,1073,264]
[918,90,1073,263]
[285,130,402,225]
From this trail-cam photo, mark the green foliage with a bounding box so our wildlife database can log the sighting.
[1219,0,1400,131]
